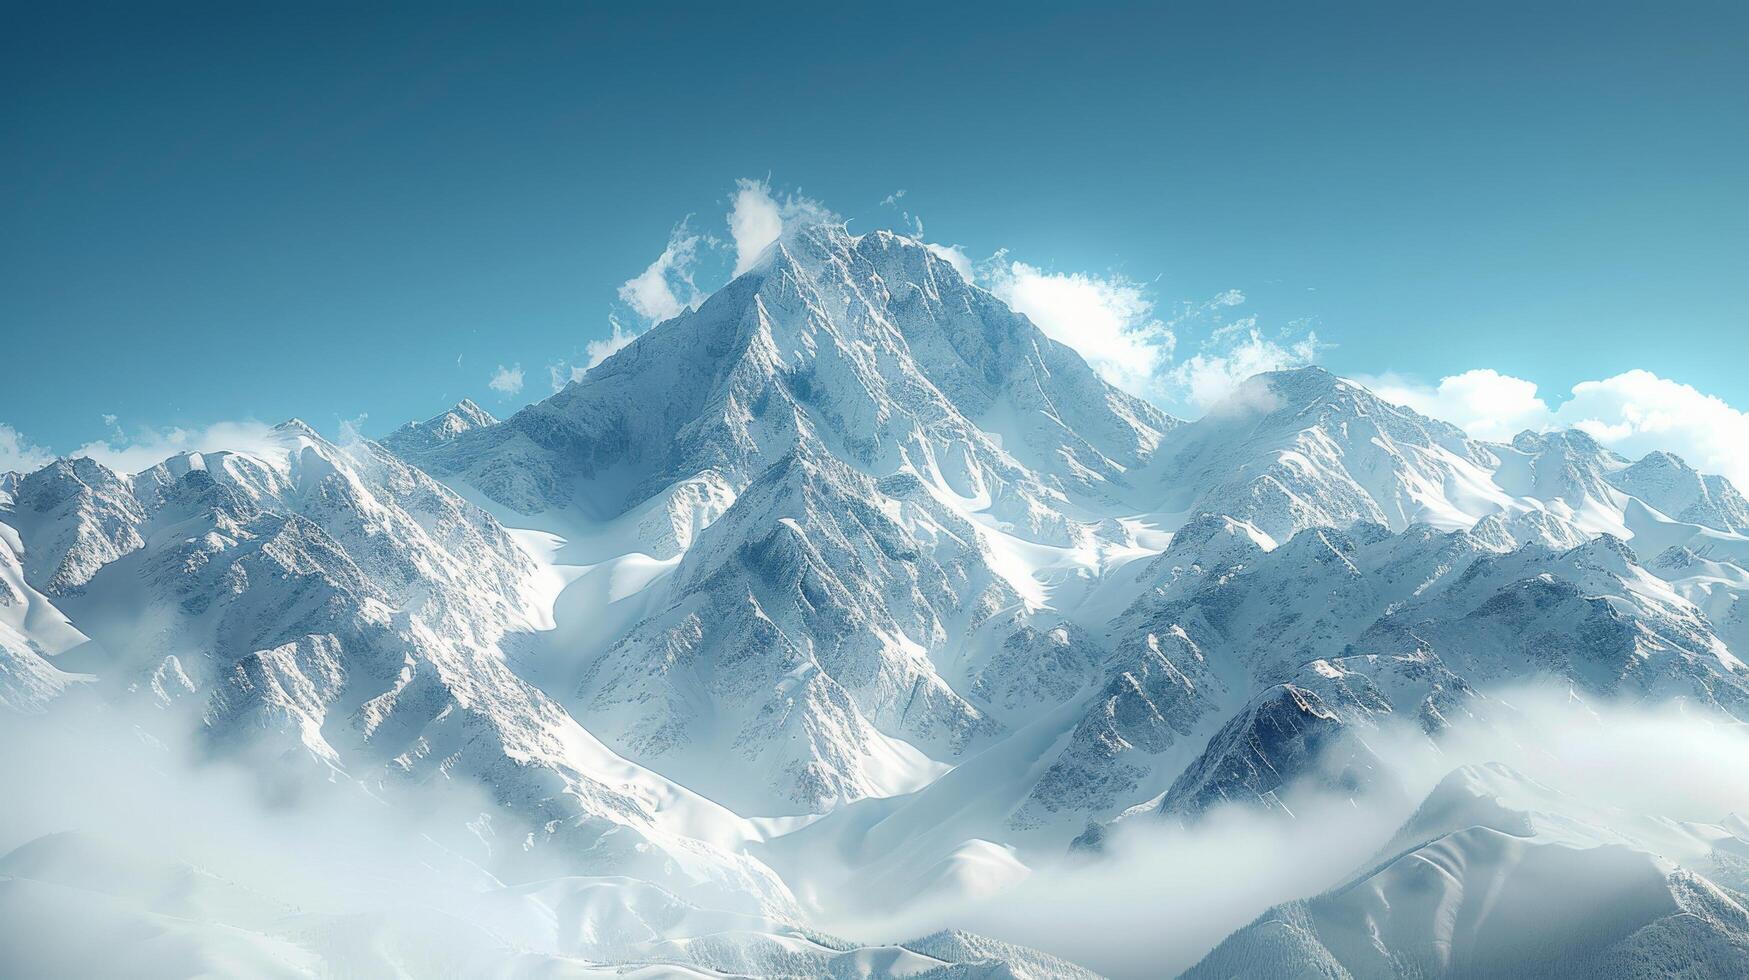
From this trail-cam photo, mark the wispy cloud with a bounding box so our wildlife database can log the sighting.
[487,364,524,397]
[923,243,974,282]
[984,259,1176,399]
[728,179,786,276]
[1357,368,1552,442]
[617,223,703,324]
[585,318,636,369]
[726,178,834,276]
[1168,321,1321,411]
[879,188,925,236]
[931,246,1298,413]
[0,422,56,474]
[546,360,586,393]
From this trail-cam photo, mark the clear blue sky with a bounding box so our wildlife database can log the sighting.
[4,0,1746,454]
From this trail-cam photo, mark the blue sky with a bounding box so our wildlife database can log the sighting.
[3,1,1746,481]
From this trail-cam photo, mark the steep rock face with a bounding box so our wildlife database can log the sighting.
[967,620,1103,720]
[1107,521,1474,692]
[370,228,1749,849]
[1156,683,1373,817]
[1144,368,1749,560]
[1139,652,1472,822]
[575,445,1017,812]
[1502,428,1626,513]
[1010,625,1219,828]
[1114,517,1747,715]
[6,458,146,596]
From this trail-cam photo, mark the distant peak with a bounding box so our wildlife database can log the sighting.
[1273,365,1337,381]
[1511,427,1601,455]
[1213,366,1373,417]
[380,398,499,456]
[1248,366,1342,397]
[446,398,497,427]
[1629,449,1689,471]
[274,418,321,438]
[25,453,120,487]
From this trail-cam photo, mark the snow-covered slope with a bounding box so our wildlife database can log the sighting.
[8,218,1749,979]
[0,424,800,919]
[1185,764,1749,978]
[390,225,1180,814]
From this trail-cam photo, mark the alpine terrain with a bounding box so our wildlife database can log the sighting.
[7,220,1749,978]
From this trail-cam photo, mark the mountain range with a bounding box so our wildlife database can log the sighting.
[6,222,1749,978]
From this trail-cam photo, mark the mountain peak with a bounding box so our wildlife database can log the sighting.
[451,397,495,425]
[1262,364,1341,388]
[382,399,501,457]
[1628,449,1690,472]
[1215,367,1399,422]
[1511,427,1602,455]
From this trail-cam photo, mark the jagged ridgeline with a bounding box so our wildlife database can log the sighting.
[6,222,1749,977]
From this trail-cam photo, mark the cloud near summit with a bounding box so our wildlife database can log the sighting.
[982,260,1175,399]
[1361,367,1749,490]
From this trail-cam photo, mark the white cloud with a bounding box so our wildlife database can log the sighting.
[725,178,835,276]
[617,226,701,324]
[336,412,369,446]
[0,422,56,474]
[924,243,974,282]
[547,361,586,392]
[487,364,524,397]
[1359,368,1749,490]
[1559,371,1749,490]
[547,313,643,388]
[585,318,637,370]
[72,420,280,475]
[881,189,906,207]
[728,178,785,276]
[1357,368,1553,442]
[836,686,1749,977]
[985,260,1176,399]
[1168,323,1321,411]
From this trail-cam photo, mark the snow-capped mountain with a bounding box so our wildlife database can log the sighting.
[391,224,1178,813]
[7,220,1749,978]
[1186,764,1749,978]
[0,424,799,920]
